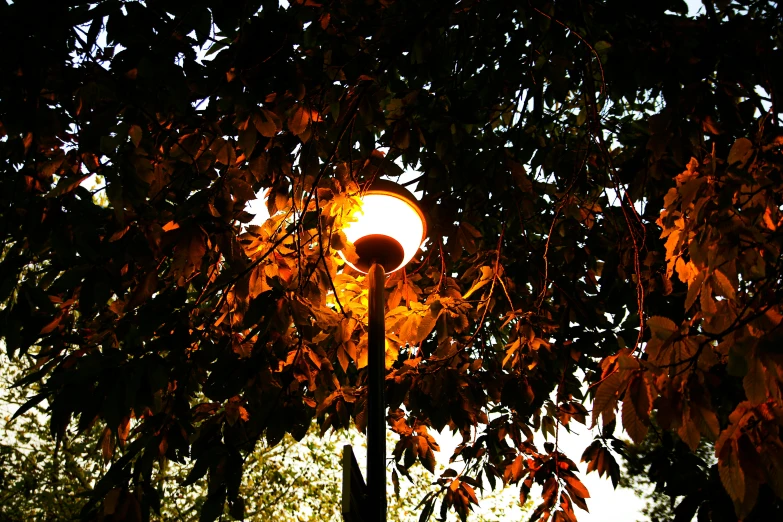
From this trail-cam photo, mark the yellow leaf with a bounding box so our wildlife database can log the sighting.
[463,266,493,299]
[414,310,439,344]
[399,314,421,345]
[356,336,368,368]
[385,338,399,369]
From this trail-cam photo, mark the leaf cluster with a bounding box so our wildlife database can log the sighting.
[2,0,783,521]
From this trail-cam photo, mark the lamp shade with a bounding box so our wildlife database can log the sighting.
[340,179,426,274]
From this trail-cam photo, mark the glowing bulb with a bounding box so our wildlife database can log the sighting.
[340,181,426,274]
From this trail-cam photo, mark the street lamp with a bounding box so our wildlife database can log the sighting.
[340,179,427,274]
[340,179,426,522]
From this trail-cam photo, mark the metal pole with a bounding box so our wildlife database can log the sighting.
[366,262,387,522]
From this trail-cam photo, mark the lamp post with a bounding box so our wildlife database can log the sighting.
[340,179,426,522]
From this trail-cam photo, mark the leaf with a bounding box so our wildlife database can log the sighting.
[129,124,142,147]
[510,455,525,482]
[99,427,113,462]
[673,494,700,522]
[48,174,90,198]
[337,345,349,373]
[238,125,257,157]
[288,105,310,136]
[692,404,720,441]
[212,138,236,166]
[399,314,421,345]
[461,482,478,504]
[254,109,281,138]
[414,309,439,344]
[104,488,121,515]
[743,357,766,405]
[719,444,745,503]
[700,280,718,315]
[564,475,590,500]
[39,314,62,334]
[591,371,622,428]
[684,270,705,312]
[727,137,753,168]
[463,266,493,299]
[712,270,736,302]
[11,392,47,421]
[569,490,589,512]
[228,178,256,202]
[418,498,435,522]
[117,416,130,447]
[622,376,649,444]
[678,407,701,451]
[109,226,131,241]
[184,456,210,486]
[647,315,677,339]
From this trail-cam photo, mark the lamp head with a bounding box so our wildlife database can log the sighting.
[340,179,427,274]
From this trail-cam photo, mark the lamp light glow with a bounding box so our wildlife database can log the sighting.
[340,180,426,274]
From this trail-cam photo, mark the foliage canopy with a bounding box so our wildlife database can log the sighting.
[2,0,783,520]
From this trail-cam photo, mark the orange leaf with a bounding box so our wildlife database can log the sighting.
[563,475,590,499]
[678,406,701,451]
[719,444,746,502]
[39,315,62,335]
[591,371,622,428]
[622,375,650,444]
[288,105,310,136]
[743,357,767,405]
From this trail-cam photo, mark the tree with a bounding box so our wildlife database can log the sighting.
[1,0,782,520]
[617,419,717,522]
[1,353,529,521]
